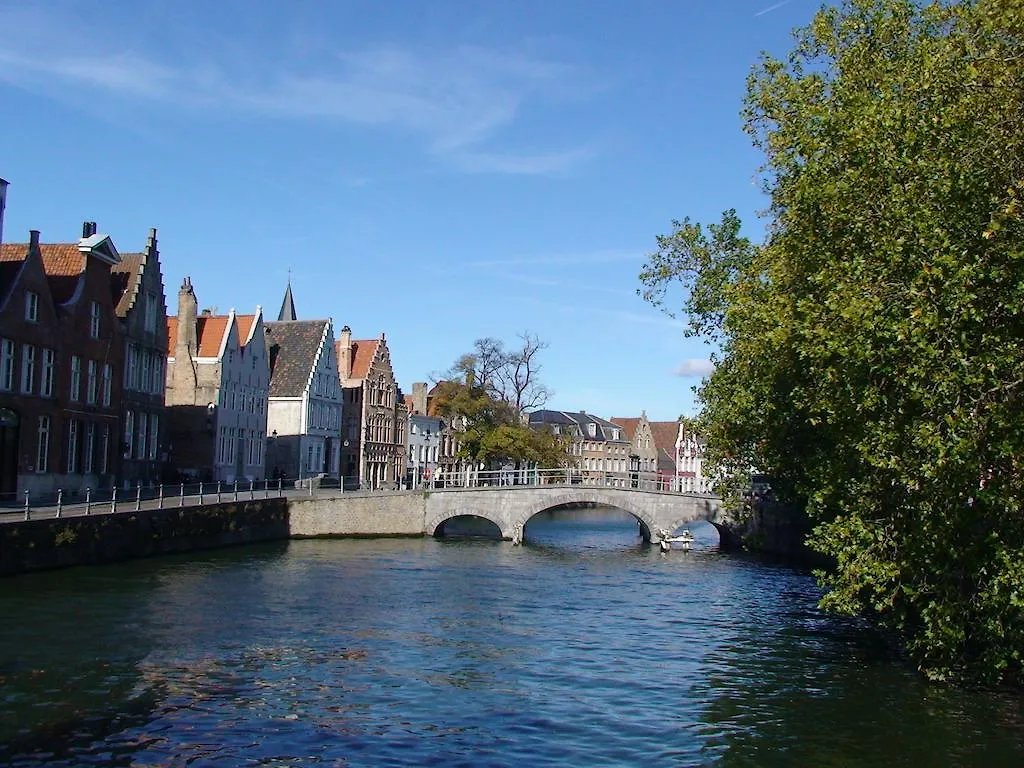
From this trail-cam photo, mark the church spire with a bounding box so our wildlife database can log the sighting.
[278,275,297,321]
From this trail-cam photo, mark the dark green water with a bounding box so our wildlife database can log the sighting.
[1,509,1022,766]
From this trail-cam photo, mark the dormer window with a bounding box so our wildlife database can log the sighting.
[89,301,101,338]
[587,423,596,438]
[25,291,38,322]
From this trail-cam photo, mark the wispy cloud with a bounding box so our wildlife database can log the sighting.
[673,358,716,377]
[0,6,596,175]
[754,0,792,17]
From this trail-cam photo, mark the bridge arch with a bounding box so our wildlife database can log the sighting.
[432,511,503,539]
[509,494,656,542]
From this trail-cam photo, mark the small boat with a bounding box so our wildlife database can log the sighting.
[657,528,694,552]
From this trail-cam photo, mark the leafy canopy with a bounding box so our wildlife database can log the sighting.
[640,0,1024,685]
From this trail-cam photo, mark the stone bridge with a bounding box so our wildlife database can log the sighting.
[424,485,724,541]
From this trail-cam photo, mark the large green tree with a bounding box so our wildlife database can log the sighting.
[641,0,1024,684]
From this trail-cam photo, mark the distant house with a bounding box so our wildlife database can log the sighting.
[529,409,631,485]
[111,228,168,487]
[647,419,710,492]
[404,382,443,487]
[335,327,407,489]
[265,316,342,482]
[610,412,659,487]
[164,277,270,483]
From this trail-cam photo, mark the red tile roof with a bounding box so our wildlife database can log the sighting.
[197,316,230,357]
[610,417,641,441]
[648,421,681,454]
[236,314,257,344]
[349,338,380,379]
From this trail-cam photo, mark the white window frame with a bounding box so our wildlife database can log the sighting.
[41,348,55,397]
[70,356,81,401]
[86,360,97,405]
[67,420,79,474]
[124,411,134,458]
[102,364,111,407]
[89,301,101,339]
[25,290,38,322]
[20,345,35,394]
[0,339,14,390]
[136,411,147,460]
[100,426,110,474]
[148,413,158,460]
[36,415,49,473]
[84,422,96,474]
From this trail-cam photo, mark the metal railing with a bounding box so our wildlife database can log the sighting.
[0,469,709,523]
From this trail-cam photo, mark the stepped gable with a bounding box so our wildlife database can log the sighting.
[265,319,330,397]
[610,417,641,441]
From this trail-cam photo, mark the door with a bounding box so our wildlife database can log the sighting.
[0,408,19,500]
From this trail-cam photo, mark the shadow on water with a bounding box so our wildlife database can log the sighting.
[0,541,292,764]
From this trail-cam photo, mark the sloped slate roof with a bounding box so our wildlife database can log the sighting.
[266,320,328,397]
[278,283,297,321]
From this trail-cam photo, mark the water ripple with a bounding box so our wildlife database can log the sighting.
[1,512,1022,766]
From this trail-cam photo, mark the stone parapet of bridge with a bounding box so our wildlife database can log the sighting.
[288,485,722,542]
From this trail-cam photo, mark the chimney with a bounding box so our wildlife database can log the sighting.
[0,178,8,249]
[29,229,40,250]
[339,325,352,379]
[177,276,198,356]
[412,382,427,415]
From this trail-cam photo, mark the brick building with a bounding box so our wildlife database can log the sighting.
[0,224,125,499]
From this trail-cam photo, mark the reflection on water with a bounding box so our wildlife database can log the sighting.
[1,511,1022,766]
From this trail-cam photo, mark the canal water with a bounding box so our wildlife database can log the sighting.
[1,508,1022,766]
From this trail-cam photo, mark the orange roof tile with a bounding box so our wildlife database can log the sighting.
[197,316,230,357]
[349,338,380,379]
[166,316,178,349]
[1,242,86,275]
[236,314,257,344]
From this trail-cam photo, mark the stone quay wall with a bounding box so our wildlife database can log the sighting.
[0,499,290,576]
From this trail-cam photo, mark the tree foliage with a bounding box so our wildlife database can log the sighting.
[431,334,569,468]
[640,0,1024,684]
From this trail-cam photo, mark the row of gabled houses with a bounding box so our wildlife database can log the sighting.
[0,178,709,500]
[528,410,709,492]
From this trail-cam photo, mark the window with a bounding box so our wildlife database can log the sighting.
[25,291,38,322]
[141,353,151,396]
[84,423,96,474]
[41,348,55,397]
[228,428,236,463]
[36,415,50,472]
[67,420,79,474]
[125,344,137,391]
[256,431,263,465]
[102,364,111,406]
[0,339,14,390]
[136,411,147,460]
[100,426,109,474]
[86,360,97,404]
[89,301,101,338]
[124,411,134,458]
[70,356,81,401]
[145,293,158,334]
[149,414,158,460]
[20,345,35,394]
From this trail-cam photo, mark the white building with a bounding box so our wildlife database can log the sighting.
[165,278,270,483]
[265,318,342,481]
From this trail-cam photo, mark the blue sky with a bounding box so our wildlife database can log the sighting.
[0,0,816,421]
